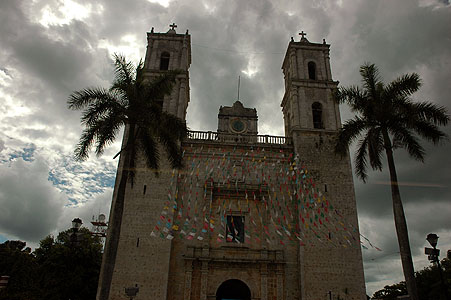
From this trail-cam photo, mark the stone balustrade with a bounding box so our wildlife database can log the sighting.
[186,130,292,146]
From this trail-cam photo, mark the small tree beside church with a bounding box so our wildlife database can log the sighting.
[372,258,451,299]
[0,228,103,300]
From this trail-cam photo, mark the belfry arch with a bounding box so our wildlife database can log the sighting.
[216,279,251,300]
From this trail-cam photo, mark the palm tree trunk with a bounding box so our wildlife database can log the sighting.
[96,125,135,300]
[383,131,419,300]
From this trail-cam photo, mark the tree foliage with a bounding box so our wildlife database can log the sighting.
[335,63,449,182]
[67,54,188,178]
[372,258,451,300]
[373,283,408,299]
[68,54,188,300]
[0,241,38,300]
[0,228,102,300]
[335,63,449,300]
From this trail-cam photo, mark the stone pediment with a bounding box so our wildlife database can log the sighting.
[217,101,258,135]
[219,101,257,118]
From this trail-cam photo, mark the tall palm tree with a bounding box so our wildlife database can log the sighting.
[68,54,188,300]
[335,63,449,300]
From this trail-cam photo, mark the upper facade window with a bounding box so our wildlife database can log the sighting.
[160,52,170,70]
[312,102,323,129]
[308,61,316,80]
[226,215,244,243]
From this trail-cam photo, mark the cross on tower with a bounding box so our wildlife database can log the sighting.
[169,23,177,30]
[299,31,307,39]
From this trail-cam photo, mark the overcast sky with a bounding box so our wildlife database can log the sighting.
[0,0,450,296]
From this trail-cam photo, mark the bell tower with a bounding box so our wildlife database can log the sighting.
[281,31,341,137]
[143,23,191,120]
[101,25,192,300]
[281,32,366,300]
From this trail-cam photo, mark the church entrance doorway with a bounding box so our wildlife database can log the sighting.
[216,279,251,300]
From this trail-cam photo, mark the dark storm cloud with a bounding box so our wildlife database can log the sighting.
[0,158,65,242]
[90,0,167,42]
[1,1,102,88]
[0,0,119,243]
[177,0,328,133]
[0,0,116,138]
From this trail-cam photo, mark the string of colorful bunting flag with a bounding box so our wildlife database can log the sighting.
[150,145,381,251]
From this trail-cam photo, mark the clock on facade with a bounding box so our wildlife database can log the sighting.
[230,118,246,133]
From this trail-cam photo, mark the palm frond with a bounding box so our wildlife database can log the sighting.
[74,121,103,161]
[143,71,181,101]
[413,102,450,126]
[390,126,425,161]
[125,126,138,187]
[68,87,112,110]
[160,136,184,169]
[384,73,421,99]
[360,63,381,101]
[409,118,448,145]
[158,111,189,140]
[94,114,124,157]
[138,129,160,171]
[69,54,187,175]
[110,81,131,96]
[335,86,368,113]
[135,60,145,87]
[79,92,126,126]
[354,135,369,182]
[335,117,368,156]
[367,127,384,171]
[113,54,135,86]
[337,61,449,194]
[142,108,187,170]
[155,118,185,170]
[74,129,95,161]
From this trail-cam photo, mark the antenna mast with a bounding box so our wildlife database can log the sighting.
[237,76,241,101]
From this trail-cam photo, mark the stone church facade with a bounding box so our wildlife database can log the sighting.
[101,26,366,300]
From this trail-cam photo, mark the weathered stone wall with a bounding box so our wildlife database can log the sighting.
[166,142,301,300]
[282,39,366,300]
[107,135,365,300]
[293,131,366,300]
[105,31,366,300]
[106,148,175,300]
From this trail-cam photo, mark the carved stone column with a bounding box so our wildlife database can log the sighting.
[200,260,209,300]
[289,49,297,79]
[290,87,300,127]
[260,264,268,300]
[184,260,193,300]
[324,49,332,80]
[276,265,284,300]
[168,82,178,116]
[177,79,187,119]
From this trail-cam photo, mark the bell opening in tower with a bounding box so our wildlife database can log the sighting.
[160,52,170,70]
[312,102,323,129]
[308,61,316,80]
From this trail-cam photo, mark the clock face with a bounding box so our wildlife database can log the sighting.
[231,119,246,133]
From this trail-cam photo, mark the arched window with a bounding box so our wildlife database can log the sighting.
[308,61,316,80]
[159,52,170,70]
[312,102,323,129]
